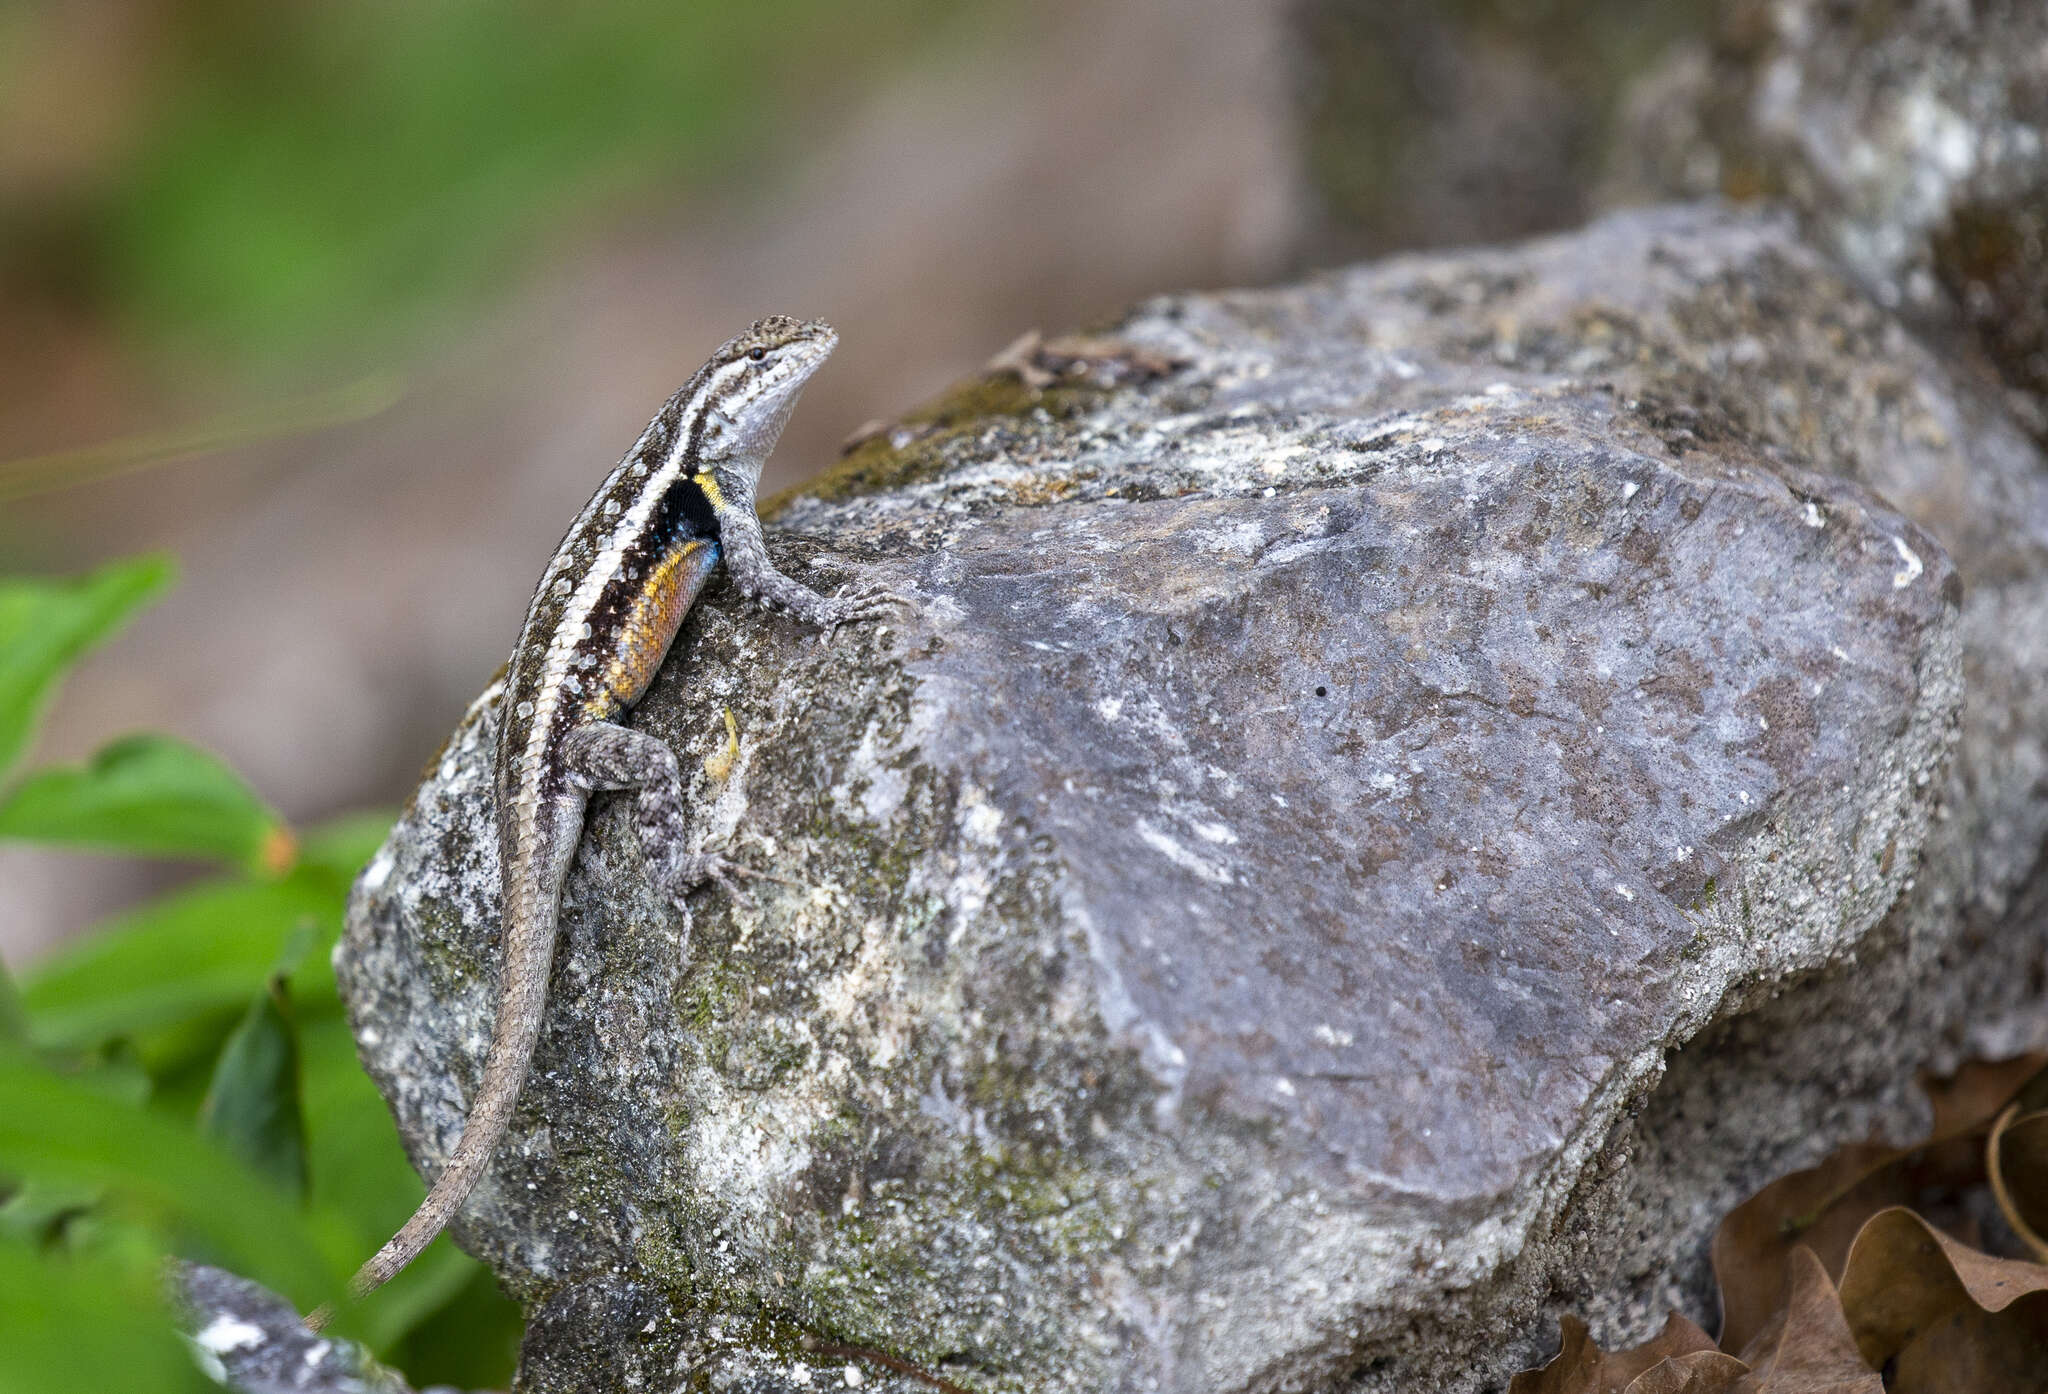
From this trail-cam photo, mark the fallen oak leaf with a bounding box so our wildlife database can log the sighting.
[1916,1053,2048,1189]
[1622,1350,1748,1394]
[1727,1247,1880,1393]
[1997,1055,2048,1121]
[1512,1314,1602,1394]
[1710,1058,2048,1353]
[1836,1205,2048,1389]
[1921,1054,2048,1139]
[1711,1142,1906,1354]
[1609,1314,1725,1392]
[1538,1058,2048,1394]
[1887,1302,2048,1394]
[1512,1313,1723,1394]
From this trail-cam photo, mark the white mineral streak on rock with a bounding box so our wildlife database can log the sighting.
[1892,535,1925,588]
[194,1316,266,1354]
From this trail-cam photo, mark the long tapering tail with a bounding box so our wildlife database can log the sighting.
[308,879,557,1329]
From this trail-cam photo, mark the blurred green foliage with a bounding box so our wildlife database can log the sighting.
[0,557,521,1390]
[93,0,970,376]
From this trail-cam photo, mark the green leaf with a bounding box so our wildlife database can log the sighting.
[199,975,309,1201]
[0,556,173,780]
[0,733,293,874]
[298,809,394,881]
[20,872,341,1052]
[64,1042,155,1109]
[298,1015,421,1239]
[383,1253,523,1387]
[0,1232,215,1394]
[356,1237,487,1355]
[0,1178,104,1247]
[0,1049,342,1302]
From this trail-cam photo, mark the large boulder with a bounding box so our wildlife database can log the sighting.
[339,203,2048,1393]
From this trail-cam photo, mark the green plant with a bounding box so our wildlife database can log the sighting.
[0,556,520,1392]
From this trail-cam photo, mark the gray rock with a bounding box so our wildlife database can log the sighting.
[1611,0,2048,436]
[339,203,2048,1394]
[177,1263,418,1394]
[1331,203,2048,1376]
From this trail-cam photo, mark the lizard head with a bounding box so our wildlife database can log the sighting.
[694,315,838,468]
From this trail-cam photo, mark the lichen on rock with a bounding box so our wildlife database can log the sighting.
[336,203,2048,1393]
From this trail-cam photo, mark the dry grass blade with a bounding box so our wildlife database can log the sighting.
[0,375,404,503]
[1988,1106,2048,1262]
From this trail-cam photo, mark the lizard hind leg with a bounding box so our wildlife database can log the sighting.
[557,721,750,952]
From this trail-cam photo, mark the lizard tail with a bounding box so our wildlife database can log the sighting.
[333,883,558,1311]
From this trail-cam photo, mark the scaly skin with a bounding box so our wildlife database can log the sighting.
[314,316,905,1325]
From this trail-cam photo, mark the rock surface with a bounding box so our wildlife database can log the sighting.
[336,201,2048,1392]
[178,1264,418,1394]
[1613,0,2048,438]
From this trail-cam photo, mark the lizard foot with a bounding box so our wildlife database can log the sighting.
[819,579,916,643]
[658,850,800,901]
[656,852,800,965]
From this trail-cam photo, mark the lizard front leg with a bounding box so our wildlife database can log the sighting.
[708,474,911,634]
[559,721,756,947]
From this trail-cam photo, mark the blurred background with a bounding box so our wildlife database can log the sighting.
[0,0,1713,964]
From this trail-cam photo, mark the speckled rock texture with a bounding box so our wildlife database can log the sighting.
[333,200,2048,1394]
[1611,0,2048,438]
[179,1264,419,1394]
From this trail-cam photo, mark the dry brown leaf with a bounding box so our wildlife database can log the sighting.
[1886,1297,2048,1393]
[1512,1313,1724,1394]
[1607,1313,1723,1389]
[1920,1054,2048,1138]
[1711,1142,1905,1353]
[1837,1205,2048,1388]
[1511,1316,1603,1394]
[1524,1056,2048,1394]
[1915,1053,2048,1188]
[1622,1350,1748,1394]
[1711,1062,2048,1353]
[1727,1247,1881,1393]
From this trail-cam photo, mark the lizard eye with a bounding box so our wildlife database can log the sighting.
[747,347,767,362]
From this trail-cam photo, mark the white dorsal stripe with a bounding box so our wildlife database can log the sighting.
[512,407,701,832]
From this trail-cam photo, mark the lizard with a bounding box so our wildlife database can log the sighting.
[314,315,903,1325]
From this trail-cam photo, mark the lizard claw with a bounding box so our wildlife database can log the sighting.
[714,859,805,890]
[670,851,801,901]
[666,854,799,967]
[818,579,915,644]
